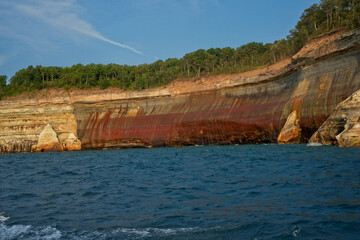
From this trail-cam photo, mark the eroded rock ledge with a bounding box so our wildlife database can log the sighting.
[309,89,360,147]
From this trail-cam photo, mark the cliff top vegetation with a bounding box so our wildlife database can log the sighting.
[0,0,359,99]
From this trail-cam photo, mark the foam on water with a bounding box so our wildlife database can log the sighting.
[0,213,206,240]
[0,223,210,240]
[306,142,323,147]
[292,226,301,237]
[0,213,9,223]
[1,213,63,240]
[117,226,201,237]
[0,224,61,240]
[1,212,200,239]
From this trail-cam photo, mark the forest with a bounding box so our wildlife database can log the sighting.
[1,0,359,99]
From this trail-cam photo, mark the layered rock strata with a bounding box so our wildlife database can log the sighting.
[0,103,80,153]
[309,89,360,147]
[0,30,360,153]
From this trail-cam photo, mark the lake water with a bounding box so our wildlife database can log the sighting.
[0,144,359,240]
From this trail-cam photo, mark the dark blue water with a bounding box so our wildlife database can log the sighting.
[1,144,360,240]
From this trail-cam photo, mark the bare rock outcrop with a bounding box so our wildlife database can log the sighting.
[336,117,360,147]
[278,111,302,144]
[309,89,360,147]
[59,133,81,151]
[31,124,63,152]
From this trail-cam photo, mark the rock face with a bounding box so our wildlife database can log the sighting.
[75,45,360,149]
[1,30,360,153]
[336,117,360,147]
[309,89,360,147]
[277,111,301,144]
[31,124,63,152]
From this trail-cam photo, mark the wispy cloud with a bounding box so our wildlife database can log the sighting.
[11,0,142,55]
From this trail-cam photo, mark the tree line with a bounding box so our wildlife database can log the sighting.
[1,0,359,99]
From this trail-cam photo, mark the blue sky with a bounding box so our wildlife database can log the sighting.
[0,0,318,81]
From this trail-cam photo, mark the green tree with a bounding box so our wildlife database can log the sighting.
[0,75,6,88]
[99,76,110,89]
[0,75,7,99]
[3,0,358,97]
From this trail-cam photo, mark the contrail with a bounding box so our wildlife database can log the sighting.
[99,37,143,55]
[14,0,143,55]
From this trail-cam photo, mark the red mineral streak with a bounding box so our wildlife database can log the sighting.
[76,48,360,149]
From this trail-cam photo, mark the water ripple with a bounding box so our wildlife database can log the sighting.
[1,145,359,239]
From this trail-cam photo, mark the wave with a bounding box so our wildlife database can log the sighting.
[116,227,201,238]
[0,213,9,223]
[292,226,301,237]
[306,142,323,147]
[0,224,61,240]
[0,218,307,240]
[0,212,304,240]
[0,220,206,240]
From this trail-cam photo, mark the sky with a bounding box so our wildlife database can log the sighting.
[0,0,319,82]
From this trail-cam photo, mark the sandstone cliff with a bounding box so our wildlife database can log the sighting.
[1,30,360,153]
[0,103,77,153]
